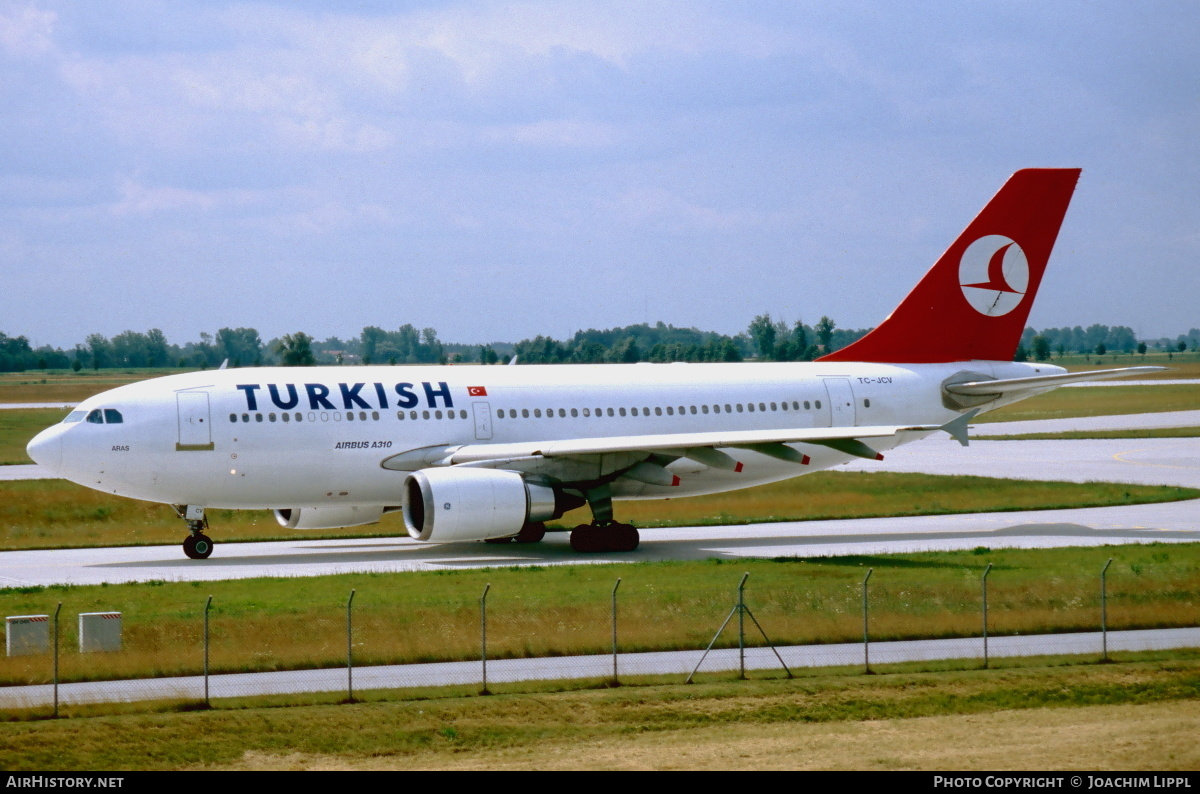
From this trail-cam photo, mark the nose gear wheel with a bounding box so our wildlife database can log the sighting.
[183,532,214,559]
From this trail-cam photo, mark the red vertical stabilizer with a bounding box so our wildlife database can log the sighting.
[819,168,1081,363]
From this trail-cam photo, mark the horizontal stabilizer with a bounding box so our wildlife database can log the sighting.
[944,366,1166,397]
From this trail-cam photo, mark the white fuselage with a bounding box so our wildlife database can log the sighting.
[27,359,1061,512]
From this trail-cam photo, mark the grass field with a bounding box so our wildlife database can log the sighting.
[1059,353,1200,375]
[1,654,1197,769]
[0,370,181,404]
[1,543,1196,688]
[975,384,1200,423]
[2,473,1195,551]
[0,407,71,464]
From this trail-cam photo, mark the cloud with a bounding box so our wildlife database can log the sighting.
[0,5,56,58]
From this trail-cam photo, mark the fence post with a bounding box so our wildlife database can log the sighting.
[53,602,61,719]
[346,589,356,702]
[982,562,993,669]
[687,572,791,683]
[611,578,621,686]
[204,595,212,708]
[1101,559,1112,662]
[862,568,873,674]
[480,584,491,695]
[738,573,748,679]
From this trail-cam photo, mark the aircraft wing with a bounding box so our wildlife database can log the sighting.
[944,366,1166,397]
[381,412,975,476]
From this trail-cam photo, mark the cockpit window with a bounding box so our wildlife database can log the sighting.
[63,411,85,423]
[86,409,104,424]
[104,409,123,424]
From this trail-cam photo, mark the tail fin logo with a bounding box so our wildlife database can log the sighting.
[958,234,1029,317]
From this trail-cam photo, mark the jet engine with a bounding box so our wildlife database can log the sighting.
[403,468,573,542]
[274,505,386,530]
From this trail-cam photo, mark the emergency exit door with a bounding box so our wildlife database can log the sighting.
[823,378,857,427]
[472,402,493,440]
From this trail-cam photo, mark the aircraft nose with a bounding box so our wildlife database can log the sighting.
[26,426,62,472]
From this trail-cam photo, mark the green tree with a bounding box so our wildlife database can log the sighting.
[815,316,835,353]
[146,328,170,367]
[748,314,776,360]
[608,337,641,363]
[360,326,387,365]
[1032,335,1051,362]
[217,327,263,368]
[86,334,111,370]
[275,332,316,366]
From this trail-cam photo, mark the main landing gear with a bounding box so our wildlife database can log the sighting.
[569,522,639,553]
[568,484,640,553]
[174,505,215,560]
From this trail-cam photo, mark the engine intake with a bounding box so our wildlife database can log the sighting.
[403,468,570,542]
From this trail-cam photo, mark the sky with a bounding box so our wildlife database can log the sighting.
[2,0,1197,350]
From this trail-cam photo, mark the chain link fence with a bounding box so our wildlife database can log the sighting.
[2,555,1198,718]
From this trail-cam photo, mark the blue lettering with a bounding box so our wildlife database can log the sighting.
[339,383,371,410]
[394,382,418,409]
[305,383,335,410]
[236,384,261,411]
[373,383,388,409]
[423,381,453,409]
[268,383,300,410]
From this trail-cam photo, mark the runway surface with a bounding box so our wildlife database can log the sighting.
[0,402,76,410]
[976,409,1200,435]
[1,495,1197,587]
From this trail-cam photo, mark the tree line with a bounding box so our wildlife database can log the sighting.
[1017,325,1200,362]
[1,320,1195,373]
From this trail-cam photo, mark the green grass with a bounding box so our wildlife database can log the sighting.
[0,408,71,464]
[1,655,1197,769]
[977,427,1200,441]
[1,544,1196,688]
[1058,353,1200,374]
[0,369,189,404]
[598,473,1198,529]
[976,384,1200,423]
[1,473,1195,551]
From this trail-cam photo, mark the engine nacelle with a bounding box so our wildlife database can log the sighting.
[403,468,564,542]
[274,505,386,530]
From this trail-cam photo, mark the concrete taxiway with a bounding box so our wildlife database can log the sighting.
[0,497,1197,587]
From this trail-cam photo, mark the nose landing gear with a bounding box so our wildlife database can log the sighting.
[174,505,215,560]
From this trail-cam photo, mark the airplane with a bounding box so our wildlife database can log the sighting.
[26,168,1162,559]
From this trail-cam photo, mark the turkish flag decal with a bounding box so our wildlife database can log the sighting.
[468,386,488,397]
